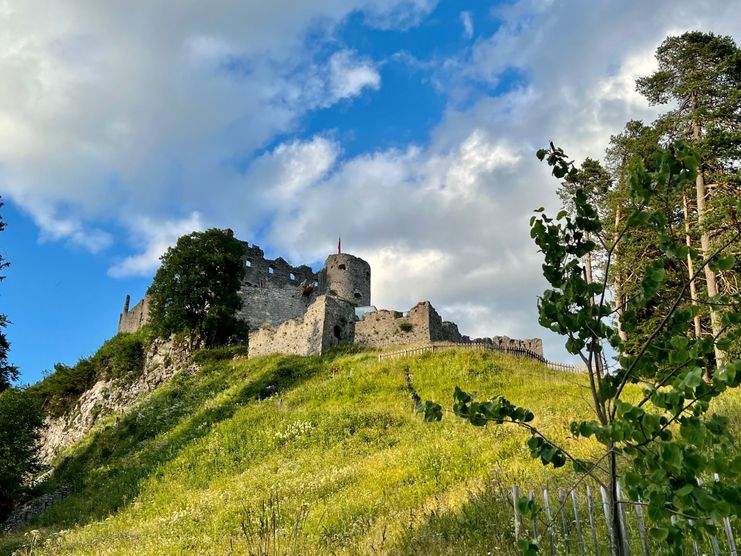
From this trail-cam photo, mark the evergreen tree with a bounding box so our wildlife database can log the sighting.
[637,31,741,364]
[0,198,18,391]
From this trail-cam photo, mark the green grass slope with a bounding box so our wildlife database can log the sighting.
[2,347,736,555]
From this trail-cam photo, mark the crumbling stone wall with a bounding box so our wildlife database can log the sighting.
[118,295,150,334]
[114,239,546,360]
[247,295,355,358]
[490,336,544,357]
[354,301,463,348]
[238,242,320,329]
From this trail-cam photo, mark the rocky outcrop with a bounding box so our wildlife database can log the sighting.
[3,486,72,531]
[38,337,195,465]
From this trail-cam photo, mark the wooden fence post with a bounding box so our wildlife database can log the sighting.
[715,474,738,556]
[633,499,649,556]
[615,482,632,556]
[558,489,570,553]
[571,489,585,556]
[512,485,522,541]
[586,486,599,556]
[544,489,556,556]
[529,491,539,542]
[599,486,615,555]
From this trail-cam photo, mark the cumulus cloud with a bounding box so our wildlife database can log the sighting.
[328,50,381,102]
[2,0,741,361]
[108,212,204,278]
[0,0,406,250]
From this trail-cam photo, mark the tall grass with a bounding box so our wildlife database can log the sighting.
[1,347,737,555]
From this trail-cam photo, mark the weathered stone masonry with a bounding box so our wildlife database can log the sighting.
[118,294,150,334]
[247,295,355,358]
[117,239,543,358]
[354,301,463,348]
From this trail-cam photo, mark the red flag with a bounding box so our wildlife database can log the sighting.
[338,235,341,254]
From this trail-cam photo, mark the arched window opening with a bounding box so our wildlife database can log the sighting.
[245,259,252,267]
[338,264,346,270]
[333,325,342,341]
[353,292,362,300]
[289,273,296,281]
[268,266,275,274]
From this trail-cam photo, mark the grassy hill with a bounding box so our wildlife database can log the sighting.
[1,346,737,555]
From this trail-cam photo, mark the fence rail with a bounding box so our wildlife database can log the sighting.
[510,479,738,556]
[377,341,585,373]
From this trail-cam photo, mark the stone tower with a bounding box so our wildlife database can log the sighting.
[321,253,371,306]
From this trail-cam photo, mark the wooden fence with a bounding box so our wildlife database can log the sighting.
[377,341,585,373]
[511,478,737,556]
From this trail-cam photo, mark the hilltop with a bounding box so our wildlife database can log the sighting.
[2,345,738,555]
[0,346,603,555]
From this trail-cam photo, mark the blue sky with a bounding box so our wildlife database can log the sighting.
[1,0,739,384]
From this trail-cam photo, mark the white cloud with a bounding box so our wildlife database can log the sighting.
[361,0,439,30]
[460,11,473,39]
[2,0,741,362]
[108,212,204,278]
[0,1,406,251]
[328,50,381,102]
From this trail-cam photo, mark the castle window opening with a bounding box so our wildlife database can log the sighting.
[333,325,342,341]
[290,273,296,281]
[338,264,346,270]
[268,265,275,274]
[353,292,362,299]
[245,259,252,267]
[366,271,370,280]
[313,280,319,287]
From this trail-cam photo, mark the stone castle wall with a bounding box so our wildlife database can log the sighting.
[238,242,321,329]
[491,336,544,357]
[248,295,355,358]
[114,238,544,360]
[354,301,463,348]
[320,253,371,306]
[118,295,150,334]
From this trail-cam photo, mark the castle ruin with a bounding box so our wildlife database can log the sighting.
[118,241,543,358]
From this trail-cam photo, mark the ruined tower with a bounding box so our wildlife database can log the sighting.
[321,253,371,306]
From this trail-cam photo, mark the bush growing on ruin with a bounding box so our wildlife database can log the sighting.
[147,228,248,347]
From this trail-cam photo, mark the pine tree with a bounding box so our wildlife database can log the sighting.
[637,31,741,365]
[0,198,18,391]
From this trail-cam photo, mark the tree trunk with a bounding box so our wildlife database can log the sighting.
[613,207,628,343]
[683,195,702,338]
[585,231,594,286]
[690,93,724,368]
[608,446,627,556]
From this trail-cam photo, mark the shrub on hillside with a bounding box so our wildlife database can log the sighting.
[0,387,44,521]
[30,328,151,417]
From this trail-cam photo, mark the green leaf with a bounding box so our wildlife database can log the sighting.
[649,527,669,541]
[675,484,693,497]
[421,401,443,422]
[709,254,735,272]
